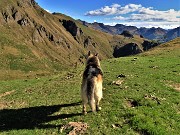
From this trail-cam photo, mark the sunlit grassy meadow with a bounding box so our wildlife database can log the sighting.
[0,39,180,134]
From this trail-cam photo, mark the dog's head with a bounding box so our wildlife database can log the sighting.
[86,51,100,67]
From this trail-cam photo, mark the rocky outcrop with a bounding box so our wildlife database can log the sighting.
[1,7,16,23]
[37,25,54,41]
[2,11,12,23]
[17,0,37,8]
[120,30,134,38]
[0,3,67,46]
[0,0,39,25]
[142,40,160,51]
[33,23,68,47]
[62,20,97,48]
[140,35,144,38]
[17,17,32,26]
[84,36,97,48]
[12,9,22,21]
[62,19,85,44]
[113,43,142,57]
[62,20,81,37]
[1,5,33,26]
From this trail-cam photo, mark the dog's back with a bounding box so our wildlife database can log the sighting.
[81,52,103,114]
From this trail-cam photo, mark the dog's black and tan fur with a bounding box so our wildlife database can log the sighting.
[81,51,103,114]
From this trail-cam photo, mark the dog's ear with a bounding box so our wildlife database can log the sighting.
[95,53,98,56]
[88,51,91,56]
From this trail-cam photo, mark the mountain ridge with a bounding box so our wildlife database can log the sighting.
[78,20,180,42]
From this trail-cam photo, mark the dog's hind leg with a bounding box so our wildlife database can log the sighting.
[89,99,96,112]
[95,97,102,111]
[82,103,87,115]
[82,98,88,115]
[95,83,103,111]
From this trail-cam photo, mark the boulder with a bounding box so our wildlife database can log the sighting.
[120,30,134,38]
[113,43,142,57]
[142,40,159,51]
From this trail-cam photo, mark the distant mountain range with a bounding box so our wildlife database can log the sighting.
[78,20,180,42]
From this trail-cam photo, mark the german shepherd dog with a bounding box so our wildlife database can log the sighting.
[81,51,103,114]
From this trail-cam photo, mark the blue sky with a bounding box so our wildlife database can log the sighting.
[35,0,180,29]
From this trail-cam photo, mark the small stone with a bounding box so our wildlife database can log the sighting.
[117,74,126,78]
[112,80,124,86]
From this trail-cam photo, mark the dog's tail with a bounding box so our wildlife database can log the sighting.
[87,77,96,112]
[86,67,97,112]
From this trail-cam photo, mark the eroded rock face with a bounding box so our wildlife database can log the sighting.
[83,36,97,48]
[2,11,12,22]
[62,20,97,48]
[113,43,142,57]
[17,0,37,8]
[12,10,22,21]
[1,0,37,24]
[1,5,32,26]
[17,17,31,26]
[142,40,159,51]
[0,3,70,48]
[34,24,66,46]
[120,30,134,38]
[1,6,16,23]
[62,20,80,37]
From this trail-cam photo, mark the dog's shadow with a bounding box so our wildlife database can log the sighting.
[0,102,81,131]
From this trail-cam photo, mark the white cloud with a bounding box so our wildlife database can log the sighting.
[134,8,180,22]
[85,4,118,16]
[85,3,180,23]
[85,4,142,16]
[113,16,126,20]
[111,3,121,8]
[118,4,142,14]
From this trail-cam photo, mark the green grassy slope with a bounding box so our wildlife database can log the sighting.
[0,38,179,134]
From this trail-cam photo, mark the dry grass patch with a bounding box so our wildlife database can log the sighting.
[60,122,88,135]
[0,90,15,98]
[169,83,180,92]
[164,80,180,92]
[0,100,27,109]
[3,46,20,56]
